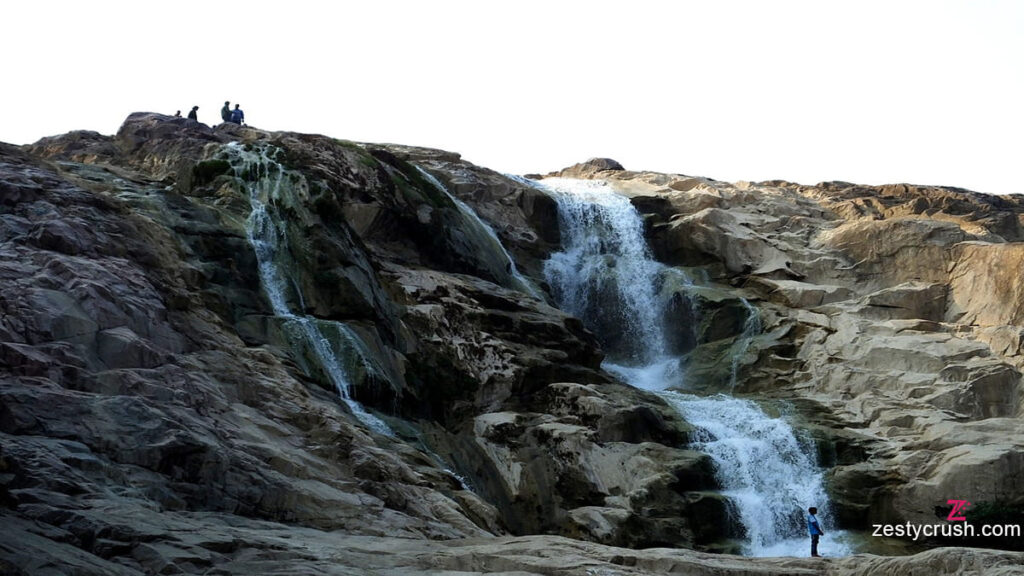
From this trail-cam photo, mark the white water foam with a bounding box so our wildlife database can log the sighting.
[540,178,671,367]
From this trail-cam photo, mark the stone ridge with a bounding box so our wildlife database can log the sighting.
[1,114,1022,574]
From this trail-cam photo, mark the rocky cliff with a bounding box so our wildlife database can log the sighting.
[1,115,1022,575]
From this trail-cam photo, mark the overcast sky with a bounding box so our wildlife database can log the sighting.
[3,1,1021,193]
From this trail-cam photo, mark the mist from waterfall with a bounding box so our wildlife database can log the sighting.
[537,176,849,557]
[227,142,392,436]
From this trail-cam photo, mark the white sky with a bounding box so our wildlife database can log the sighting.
[2,1,1022,193]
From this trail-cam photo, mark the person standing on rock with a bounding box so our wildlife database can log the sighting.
[221,101,231,123]
[807,506,824,557]
[230,104,244,125]
[174,110,181,118]
[187,106,199,121]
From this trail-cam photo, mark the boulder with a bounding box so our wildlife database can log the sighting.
[656,208,793,275]
[815,218,967,290]
[547,158,626,179]
[948,242,1024,326]
[856,282,948,321]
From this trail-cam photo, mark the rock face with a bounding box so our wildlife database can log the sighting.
[2,114,1023,574]
[1,114,721,574]
[579,168,1024,541]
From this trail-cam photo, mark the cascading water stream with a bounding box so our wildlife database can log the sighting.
[415,167,544,299]
[541,178,683,390]
[663,392,842,555]
[542,178,667,361]
[537,176,849,556]
[226,142,392,436]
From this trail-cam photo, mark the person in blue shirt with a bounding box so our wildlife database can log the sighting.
[807,506,824,557]
[230,104,245,125]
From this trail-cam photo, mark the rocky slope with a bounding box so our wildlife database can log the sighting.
[1,115,1022,574]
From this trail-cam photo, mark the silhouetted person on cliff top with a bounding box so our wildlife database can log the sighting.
[230,104,244,125]
[221,101,231,123]
[807,506,824,557]
[174,110,181,118]
[187,106,199,121]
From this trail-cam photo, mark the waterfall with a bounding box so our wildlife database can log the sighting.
[663,393,845,556]
[542,178,670,365]
[227,142,392,436]
[415,167,544,299]
[537,176,848,557]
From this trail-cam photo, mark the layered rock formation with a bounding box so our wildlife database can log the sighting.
[2,120,1022,574]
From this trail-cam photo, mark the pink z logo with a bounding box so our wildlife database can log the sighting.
[947,499,971,521]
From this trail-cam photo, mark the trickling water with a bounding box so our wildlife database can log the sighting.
[538,176,849,556]
[730,299,762,390]
[415,167,544,299]
[227,142,392,436]
[443,468,475,492]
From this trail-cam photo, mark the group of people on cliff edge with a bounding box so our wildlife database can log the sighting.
[172,107,201,120]
[221,101,245,125]
[173,102,244,126]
